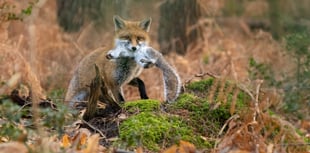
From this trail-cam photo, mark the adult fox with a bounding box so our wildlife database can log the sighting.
[65,15,152,107]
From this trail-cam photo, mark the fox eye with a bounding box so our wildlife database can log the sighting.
[120,35,130,40]
[137,36,145,41]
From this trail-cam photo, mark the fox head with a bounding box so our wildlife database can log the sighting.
[106,15,152,60]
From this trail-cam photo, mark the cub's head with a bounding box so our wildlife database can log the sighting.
[106,45,157,69]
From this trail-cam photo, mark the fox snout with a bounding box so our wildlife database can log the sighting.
[132,46,137,51]
[127,43,139,52]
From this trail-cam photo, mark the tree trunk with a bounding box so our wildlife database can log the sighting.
[158,0,204,55]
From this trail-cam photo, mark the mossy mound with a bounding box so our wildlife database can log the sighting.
[168,78,250,138]
[118,111,204,151]
[117,78,250,151]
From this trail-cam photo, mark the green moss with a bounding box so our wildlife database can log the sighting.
[209,105,231,123]
[0,100,25,140]
[116,78,309,152]
[168,79,251,146]
[175,93,196,105]
[186,79,214,91]
[304,137,310,144]
[118,112,201,151]
[190,78,249,110]
[168,92,231,141]
[123,99,161,113]
[171,93,214,136]
[171,93,204,111]
[47,88,66,103]
[268,109,276,116]
[118,79,251,151]
[236,92,247,107]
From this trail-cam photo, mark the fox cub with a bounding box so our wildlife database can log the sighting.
[65,15,152,107]
[107,46,182,102]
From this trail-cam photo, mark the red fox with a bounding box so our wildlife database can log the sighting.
[65,15,152,107]
[107,46,182,102]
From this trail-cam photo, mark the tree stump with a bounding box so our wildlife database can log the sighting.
[83,65,121,121]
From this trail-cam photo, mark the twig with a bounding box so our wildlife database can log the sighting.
[81,119,106,139]
[64,100,88,103]
[17,100,57,112]
[213,114,239,150]
[195,72,218,78]
[114,149,135,153]
[252,80,263,153]
[253,80,263,122]
[18,103,32,112]
[238,84,256,102]
[277,143,310,146]
[184,71,218,85]
[218,114,239,136]
[69,37,85,55]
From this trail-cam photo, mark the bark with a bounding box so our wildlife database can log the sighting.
[158,0,204,55]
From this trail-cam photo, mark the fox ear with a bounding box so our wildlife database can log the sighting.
[113,15,125,31]
[139,17,152,32]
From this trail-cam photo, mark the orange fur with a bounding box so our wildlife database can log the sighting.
[65,15,152,106]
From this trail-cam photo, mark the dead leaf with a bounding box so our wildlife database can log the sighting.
[82,134,99,153]
[179,141,196,153]
[136,146,143,153]
[162,145,178,153]
[70,128,92,150]
[61,134,71,148]
[227,149,250,153]
[0,141,28,153]
[7,73,21,88]
[0,137,9,143]
[162,141,196,153]
[79,132,87,146]
[300,120,310,133]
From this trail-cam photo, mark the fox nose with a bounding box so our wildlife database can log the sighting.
[132,46,137,51]
[106,53,113,59]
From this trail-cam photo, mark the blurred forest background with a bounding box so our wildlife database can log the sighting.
[0,0,310,152]
[1,0,309,119]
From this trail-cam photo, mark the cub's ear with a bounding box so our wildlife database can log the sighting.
[113,15,125,31]
[139,17,152,32]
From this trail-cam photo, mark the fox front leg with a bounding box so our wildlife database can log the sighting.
[128,77,149,99]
